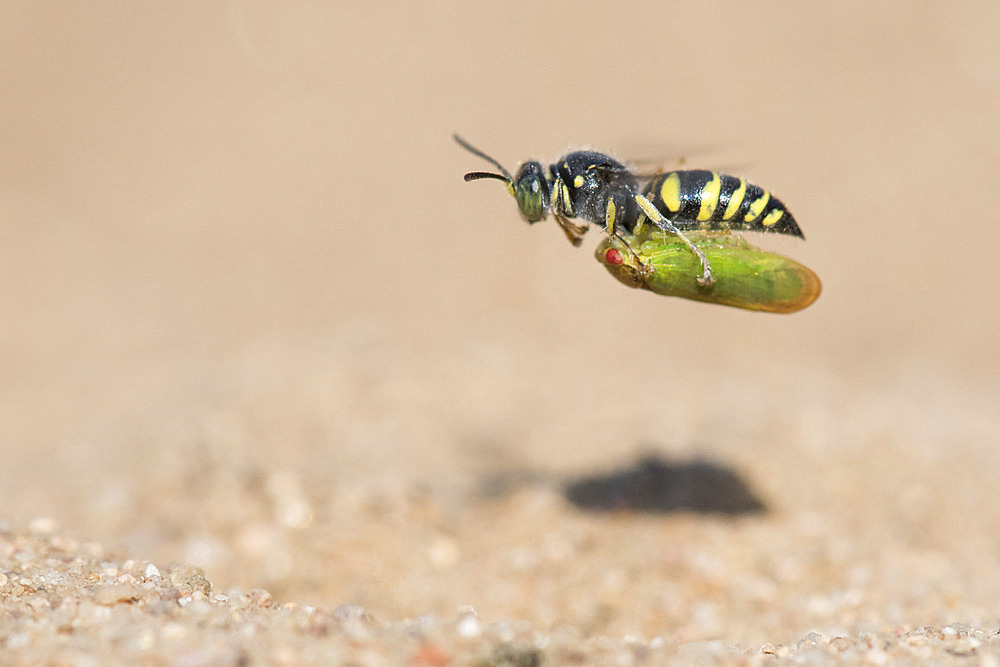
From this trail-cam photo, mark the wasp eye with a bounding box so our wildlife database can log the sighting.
[604,248,624,265]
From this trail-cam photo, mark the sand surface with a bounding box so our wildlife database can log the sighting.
[2,2,1000,663]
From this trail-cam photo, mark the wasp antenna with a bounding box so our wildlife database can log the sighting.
[453,134,512,182]
[463,171,510,183]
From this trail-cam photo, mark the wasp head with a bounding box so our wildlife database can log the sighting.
[455,135,552,225]
[511,161,550,223]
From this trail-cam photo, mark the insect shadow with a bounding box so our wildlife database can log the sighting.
[562,454,766,515]
[478,453,766,516]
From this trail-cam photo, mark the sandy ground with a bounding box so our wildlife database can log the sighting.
[3,1,1000,664]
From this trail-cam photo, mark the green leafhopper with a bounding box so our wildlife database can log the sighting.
[595,228,821,313]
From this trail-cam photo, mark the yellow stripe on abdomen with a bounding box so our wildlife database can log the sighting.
[697,173,722,221]
[745,191,771,222]
[761,208,784,227]
[722,180,747,220]
[659,172,682,213]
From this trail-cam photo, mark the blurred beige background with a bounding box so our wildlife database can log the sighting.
[2,0,999,648]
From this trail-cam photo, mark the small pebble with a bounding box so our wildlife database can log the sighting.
[94,584,139,605]
[457,614,481,639]
[28,517,58,534]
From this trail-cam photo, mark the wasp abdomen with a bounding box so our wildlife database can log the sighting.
[642,170,803,238]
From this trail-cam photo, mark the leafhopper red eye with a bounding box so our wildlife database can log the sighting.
[604,248,624,265]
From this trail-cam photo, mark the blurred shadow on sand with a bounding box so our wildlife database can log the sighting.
[564,455,766,515]
[480,454,766,515]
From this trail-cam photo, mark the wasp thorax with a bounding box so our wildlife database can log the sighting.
[512,161,549,223]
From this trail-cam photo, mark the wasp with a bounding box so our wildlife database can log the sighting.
[454,135,804,286]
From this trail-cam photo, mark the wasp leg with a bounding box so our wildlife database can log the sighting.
[604,198,651,277]
[551,175,588,246]
[631,211,648,236]
[612,231,653,278]
[554,216,588,246]
[633,194,714,286]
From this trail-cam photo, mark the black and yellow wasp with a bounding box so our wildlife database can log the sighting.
[454,135,803,286]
